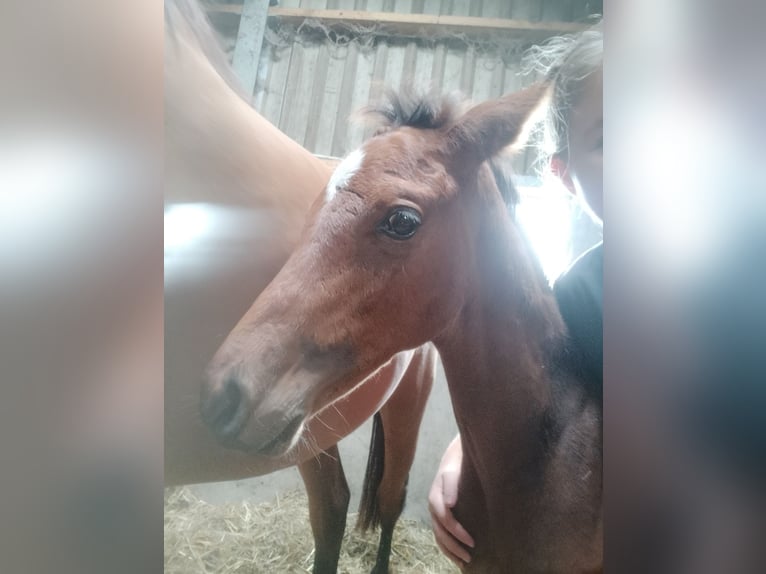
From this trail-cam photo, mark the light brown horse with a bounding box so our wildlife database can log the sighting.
[165,2,435,572]
[202,83,603,572]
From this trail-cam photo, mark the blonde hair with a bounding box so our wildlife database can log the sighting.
[524,20,603,162]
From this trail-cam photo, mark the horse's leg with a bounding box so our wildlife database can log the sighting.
[358,345,437,574]
[298,444,350,574]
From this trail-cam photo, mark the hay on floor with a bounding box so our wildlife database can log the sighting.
[165,486,459,573]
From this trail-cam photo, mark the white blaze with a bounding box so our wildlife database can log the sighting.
[325,148,365,202]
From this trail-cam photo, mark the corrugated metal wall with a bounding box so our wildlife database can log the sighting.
[208,0,601,172]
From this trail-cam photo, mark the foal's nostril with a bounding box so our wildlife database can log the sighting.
[219,379,241,423]
[202,378,248,442]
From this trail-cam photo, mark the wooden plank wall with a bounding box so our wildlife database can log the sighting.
[206,0,601,173]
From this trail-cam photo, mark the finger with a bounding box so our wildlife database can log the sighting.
[429,482,475,549]
[427,483,442,515]
[442,472,459,507]
[442,512,475,549]
[431,509,472,563]
[433,523,469,565]
[434,535,467,569]
[429,473,474,548]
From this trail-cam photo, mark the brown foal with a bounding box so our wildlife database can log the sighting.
[202,83,603,572]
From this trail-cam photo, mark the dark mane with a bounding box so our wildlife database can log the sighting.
[358,88,465,134]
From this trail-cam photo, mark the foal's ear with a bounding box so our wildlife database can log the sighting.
[446,82,550,175]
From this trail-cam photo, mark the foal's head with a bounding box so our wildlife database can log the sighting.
[201,84,550,455]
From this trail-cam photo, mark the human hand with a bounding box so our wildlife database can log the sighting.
[428,437,474,566]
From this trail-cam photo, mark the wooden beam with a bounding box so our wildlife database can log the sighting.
[231,0,270,97]
[208,5,587,40]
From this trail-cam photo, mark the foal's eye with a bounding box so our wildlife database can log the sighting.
[379,207,422,240]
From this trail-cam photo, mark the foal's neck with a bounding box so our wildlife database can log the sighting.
[435,187,567,543]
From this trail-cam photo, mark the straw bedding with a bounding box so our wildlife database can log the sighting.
[165,486,459,573]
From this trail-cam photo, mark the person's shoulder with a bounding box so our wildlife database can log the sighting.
[560,242,602,280]
[553,242,603,397]
[554,242,602,300]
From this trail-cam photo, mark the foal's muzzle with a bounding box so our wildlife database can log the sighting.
[200,377,249,445]
[201,331,357,456]
[200,374,308,456]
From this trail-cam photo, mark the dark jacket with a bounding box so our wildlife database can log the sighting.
[553,242,603,397]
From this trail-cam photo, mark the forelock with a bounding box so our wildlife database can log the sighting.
[357,87,467,136]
